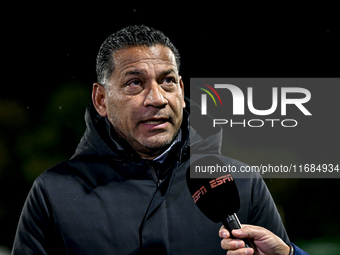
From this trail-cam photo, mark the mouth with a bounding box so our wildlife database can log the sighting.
[140,117,170,129]
[142,119,168,125]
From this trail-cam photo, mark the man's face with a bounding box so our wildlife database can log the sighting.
[97,45,185,159]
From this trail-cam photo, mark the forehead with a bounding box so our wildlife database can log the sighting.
[112,45,178,74]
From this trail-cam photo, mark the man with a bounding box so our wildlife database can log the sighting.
[12,25,308,254]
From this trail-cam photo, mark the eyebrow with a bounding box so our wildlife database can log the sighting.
[123,68,177,77]
[160,69,177,77]
[124,69,147,77]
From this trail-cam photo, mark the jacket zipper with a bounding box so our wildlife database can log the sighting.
[148,162,161,187]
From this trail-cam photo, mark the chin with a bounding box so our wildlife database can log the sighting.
[142,135,175,151]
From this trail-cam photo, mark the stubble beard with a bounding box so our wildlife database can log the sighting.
[107,112,181,156]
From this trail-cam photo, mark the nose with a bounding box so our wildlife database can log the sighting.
[143,82,168,108]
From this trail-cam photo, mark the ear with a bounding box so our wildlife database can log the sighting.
[92,82,107,117]
[179,76,186,108]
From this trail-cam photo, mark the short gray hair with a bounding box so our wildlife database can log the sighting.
[96,25,181,87]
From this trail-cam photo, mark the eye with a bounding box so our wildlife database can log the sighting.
[124,79,143,94]
[162,77,175,85]
[160,77,177,92]
[128,79,142,86]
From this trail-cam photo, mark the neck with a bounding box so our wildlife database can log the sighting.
[138,149,165,160]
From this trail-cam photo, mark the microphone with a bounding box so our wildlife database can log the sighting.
[186,155,253,249]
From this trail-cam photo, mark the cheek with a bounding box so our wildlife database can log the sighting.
[108,90,124,101]
[107,98,139,126]
[172,95,185,114]
[106,97,126,124]
[168,97,184,124]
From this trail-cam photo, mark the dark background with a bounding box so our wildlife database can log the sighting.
[1,4,339,253]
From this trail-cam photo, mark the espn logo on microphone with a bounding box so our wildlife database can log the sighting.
[192,175,233,203]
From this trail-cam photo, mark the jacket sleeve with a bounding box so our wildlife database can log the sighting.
[290,243,310,255]
[12,176,62,255]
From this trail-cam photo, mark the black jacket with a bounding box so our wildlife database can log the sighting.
[12,101,289,254]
